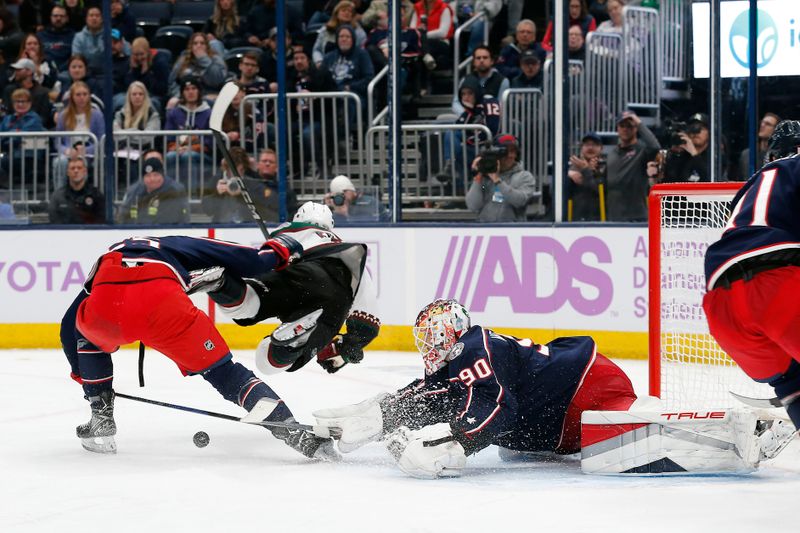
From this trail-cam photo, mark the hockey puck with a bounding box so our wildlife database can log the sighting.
[193,431,210,448]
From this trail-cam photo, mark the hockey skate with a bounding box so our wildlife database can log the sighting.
[271,309,324,348]
[76,390,117,454]
[270,418,340,462]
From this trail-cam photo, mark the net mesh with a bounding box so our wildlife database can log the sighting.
[658,191,774,409]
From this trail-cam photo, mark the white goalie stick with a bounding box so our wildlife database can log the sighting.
[209,81,270,239]
[730,391,783,409]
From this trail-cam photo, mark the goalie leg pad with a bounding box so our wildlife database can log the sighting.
[313,393,389,452]
[580,409,763,475]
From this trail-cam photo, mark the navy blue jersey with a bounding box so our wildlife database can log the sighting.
[384,326,596,454]
[704,155,800,290]
[85,236,280,290]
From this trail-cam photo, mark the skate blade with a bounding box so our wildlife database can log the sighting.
[80,436,118,454]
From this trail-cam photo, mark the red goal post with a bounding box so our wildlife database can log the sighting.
[647,182,773,408]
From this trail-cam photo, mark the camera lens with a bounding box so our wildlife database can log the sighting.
[333,194,345,206]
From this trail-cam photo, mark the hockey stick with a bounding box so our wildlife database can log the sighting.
[730,391,783,409]
[115,392,315,432]
[209,81,270,239]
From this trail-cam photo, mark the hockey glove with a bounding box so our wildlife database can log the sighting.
[316,337,365,373]
[313,393,389,452]
[386,423,466,479]
[261,233,303,269]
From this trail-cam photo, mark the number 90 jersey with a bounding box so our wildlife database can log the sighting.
[422,326,596,455]
[705,155,800,291]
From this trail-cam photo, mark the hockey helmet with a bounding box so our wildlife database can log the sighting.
[413,299,471,375]
[293,201,334,231]
[766,120,800,162]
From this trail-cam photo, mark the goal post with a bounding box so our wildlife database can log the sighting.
[647,182,774,409]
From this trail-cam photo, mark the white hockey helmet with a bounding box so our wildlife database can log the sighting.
[413,299,471,375]
[293,201,334,231]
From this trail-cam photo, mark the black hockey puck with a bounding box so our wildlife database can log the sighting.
[193,431,210,448]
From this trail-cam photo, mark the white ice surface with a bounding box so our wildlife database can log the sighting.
[1,349,798,533]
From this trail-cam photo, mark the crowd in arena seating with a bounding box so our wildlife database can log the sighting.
[0,0,777,225]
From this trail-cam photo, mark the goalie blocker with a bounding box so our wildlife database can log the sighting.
[580,408,795,474]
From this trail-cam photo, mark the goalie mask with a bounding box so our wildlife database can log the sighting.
[413,299,471,375]
[766,120,800,162]
[294,201,334,231]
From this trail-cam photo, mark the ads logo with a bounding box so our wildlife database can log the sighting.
[729,8,778,69]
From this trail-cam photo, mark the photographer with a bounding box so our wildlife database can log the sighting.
[465,134,536,222]
[652,113,712,184]
[324,175,388,224]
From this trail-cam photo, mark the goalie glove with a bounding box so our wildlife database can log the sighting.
[316,337,365,374]
[386,423,467,479]
[261,233,303,270]
[313,393,388,452]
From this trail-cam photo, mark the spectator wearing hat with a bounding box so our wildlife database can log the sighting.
[497,19,545,81]
[110,29,131,110]
[118,156,189,224]
[567,132,606,221]
[164,77,214,199]
[37,4,74,73]
[110,0,137,43]
[312,1,367,66]
[605,110,659,221]
[324,174,388,224]
[656,112,712,184]
[2,57,53,127]
[168,32,228,100]
[466,134,536,222]
[510,49,544,89]
[452,46,509,116]
[322,25,374,124]
[48,156,106,224]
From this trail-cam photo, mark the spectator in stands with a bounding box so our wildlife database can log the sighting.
[19,0,54,33]
[260,27,294,89]
[110,29,131,110]
[567,132,605,221]
[737,112,780,180]
[3,58,53,128]
[71,6,106,76]
[237,51,269,95]
[567,25,586,61]
[0,191,15,221]
[322,25,374,116]
[496,19,545,81]
[288,46,337,177]
[657,113,713,184]
[113,81,161,190]
[458,1,504,58]
[542,0,597,52]
[125,37,170,113]
[18,32,59,92]
[204,0,246,56]
[452,46,508,116]
[168,32,228,101]
[37,4,74,72]
[110,0,137,44]
[254,148,298,219]
[605,110,659,221]
[589,0,611,24]
[411,0,455,70]
[362,0,415,32]
[245,0,302,50]
[0,88,46,186]
[364,6,423,96]
[53,80,105,185]
[510,49,543,89]
[220,85,265,153]
[324,174,387,224]
[0,8,23,65]
[312,1,367,66]
[48,156,105,224]
[164,77,213,198]
[61,0,86,33]
[595,0,624,33]
[57,54,102,111]
[118,156,190,224]
[465,133,536,222]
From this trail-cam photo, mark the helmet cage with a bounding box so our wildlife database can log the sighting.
[412,299,470,375]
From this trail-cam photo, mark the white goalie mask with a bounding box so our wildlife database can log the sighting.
[294,201,334,231]
[413,299,471,375]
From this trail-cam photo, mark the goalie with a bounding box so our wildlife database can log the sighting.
[313,299,795,478]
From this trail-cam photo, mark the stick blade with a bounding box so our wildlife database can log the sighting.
[210,81,240,131]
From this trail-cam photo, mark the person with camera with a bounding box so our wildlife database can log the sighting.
[605,110,660,221]
[651,112,711,185]
[465,134,537,222]
[568,132,606,221]
[324,175,388,224]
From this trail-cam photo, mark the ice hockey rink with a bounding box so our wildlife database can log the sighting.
[1,349,798,533]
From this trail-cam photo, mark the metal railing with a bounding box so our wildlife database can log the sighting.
[368,65,389,126]
[501,88,546,214]
[584,32,624,136]
[366,122,491,202]
[623,6,661,120]
[660,0,689,82]
[452,11,488,97]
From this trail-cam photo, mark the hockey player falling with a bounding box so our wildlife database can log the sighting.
[60,234,339,460]
[314,299,796,478]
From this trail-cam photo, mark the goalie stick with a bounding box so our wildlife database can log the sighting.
[209,81,270,239]
[115,392,318,432]
[730,391,783,409]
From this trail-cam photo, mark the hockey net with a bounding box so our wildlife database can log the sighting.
[648,183,774,409]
